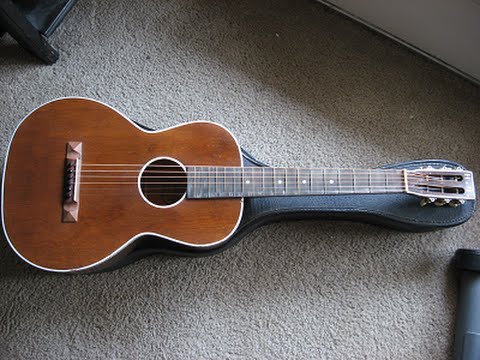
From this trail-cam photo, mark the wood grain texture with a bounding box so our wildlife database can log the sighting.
[3,98,243,271]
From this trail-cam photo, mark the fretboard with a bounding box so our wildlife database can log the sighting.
[187,166,405,199]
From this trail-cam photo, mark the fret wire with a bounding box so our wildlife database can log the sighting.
[207,166,211,198]
[193,166,196,197]
[262,167,265,195]
[223,166,226,195]
[369,170,373,194]
[241,167,244,194]
[311,170,315,194]
[337,169,340,194]
[296,168,299,194]
[322,169,326,194]
[274,168,277,195]
[284,168,288,194]
[352,169,356,193]
[232,167,236,196]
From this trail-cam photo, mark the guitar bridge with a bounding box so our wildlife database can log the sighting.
[62,142,82,223]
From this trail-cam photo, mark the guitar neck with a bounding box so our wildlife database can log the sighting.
[187,166,406,198]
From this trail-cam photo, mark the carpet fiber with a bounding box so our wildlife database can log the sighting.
[1,0,479,358]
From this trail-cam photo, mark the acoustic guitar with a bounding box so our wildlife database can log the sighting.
[2,98,476,273]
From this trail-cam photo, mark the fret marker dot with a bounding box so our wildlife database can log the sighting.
[329,179,334,184]
[278,180,282,184]
[302,180,307,184]
[245,180,250,184]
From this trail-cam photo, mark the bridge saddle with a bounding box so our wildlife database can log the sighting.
[62,142,82,223]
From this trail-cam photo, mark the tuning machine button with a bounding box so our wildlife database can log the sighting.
[435,199,448,207]
[449,199,465,208]
[420,197,436,207]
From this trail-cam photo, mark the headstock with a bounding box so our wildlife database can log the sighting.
[405,167,475,207]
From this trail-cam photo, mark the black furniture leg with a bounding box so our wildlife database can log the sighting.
[0,0,58,64]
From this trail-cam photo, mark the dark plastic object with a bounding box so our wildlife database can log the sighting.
[0,0,77,64]
[14,0,76,36]
[453,249,480,360]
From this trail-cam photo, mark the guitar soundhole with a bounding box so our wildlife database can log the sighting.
[139,158,187,207]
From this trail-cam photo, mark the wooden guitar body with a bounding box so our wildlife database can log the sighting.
[2,98,476,273]
[2,98,243,272]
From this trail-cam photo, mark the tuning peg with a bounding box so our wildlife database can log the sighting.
[449,199,465,208]
[434,199,448,207]
[420,197,436,207]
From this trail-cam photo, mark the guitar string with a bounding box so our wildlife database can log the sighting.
[79,187,451,198]
[81,164,443,177]
[80,163,463,171]
[79,182,409,186]
[81,184,405,195]
[80,165,426,172]
[77,176,447,186]
[78,170,430,180]
[79,187,443,196]
[79,190,408,196]
[79,182,449,193]
[81,163,419,169]
[78,185,449,193]
[80,169,411,172]
[79,164,461,183]
[79,185,409,192]
[77,176,445,185]
[75,165,456,192]
[77,177,436,186]
[78,184,455,196]
[79,165,461,183]
[78,174,434,181]
[77,174,430,181]
[80,170,424,178]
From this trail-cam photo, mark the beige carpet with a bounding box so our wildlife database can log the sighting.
[1,0,479,358]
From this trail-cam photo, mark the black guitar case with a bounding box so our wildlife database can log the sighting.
[112,147,476,270]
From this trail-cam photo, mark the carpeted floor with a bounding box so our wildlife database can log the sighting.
[1,0,479,359]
